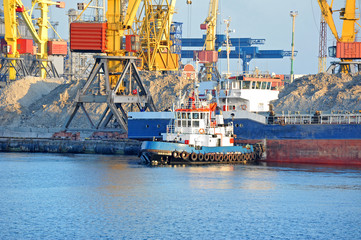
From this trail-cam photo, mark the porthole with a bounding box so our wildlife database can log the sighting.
[157,124,160,128]
[146,125,149,128]
[235,124,239,127]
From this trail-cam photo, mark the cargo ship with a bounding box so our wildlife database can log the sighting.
[129,72,361,166]
[139,94,263,165]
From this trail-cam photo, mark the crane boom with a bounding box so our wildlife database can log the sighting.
[203,0,219,51]
[317,0,340,41]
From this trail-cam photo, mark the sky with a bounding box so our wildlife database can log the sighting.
[42,0,359,75]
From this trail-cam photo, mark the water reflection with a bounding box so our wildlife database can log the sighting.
[1,153,361,239]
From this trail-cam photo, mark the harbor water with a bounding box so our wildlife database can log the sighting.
[1,153,361,239]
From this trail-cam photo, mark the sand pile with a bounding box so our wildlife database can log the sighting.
[272,72,361,112]
[0,72,193,129]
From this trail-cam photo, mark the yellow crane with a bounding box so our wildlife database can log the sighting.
[3,0,65,80]
[317,0,360,72]
[135,0,179,71]
[198,0,219,81]
[3,0,28,80]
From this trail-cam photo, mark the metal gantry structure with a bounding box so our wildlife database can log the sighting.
[135,0,179,71]
[317,0,361,73]
[181,35,296,74]
[65,0,157,132]
[318,16,327,73]
[2,0,65,81]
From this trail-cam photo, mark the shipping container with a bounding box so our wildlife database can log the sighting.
[336,41,361,59]
[70,22,107,53]
[194,50,218,63]
[48,40,67,55]
[17,39,33,54]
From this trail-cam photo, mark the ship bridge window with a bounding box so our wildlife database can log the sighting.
[182,112,187,119]
[201,113,205,119]
[177,112,181,119]
[261,82,267,89]
[193,113,199,119]
[252,81,261,89]
[267,82,271,89]
[182,120,186,127]
[242,81,251,89]
[221,81,225,89]
[187,113,191,119]
[193,120,199,127]
[188,120,191,127]
[177,120,181,127]
[232,82,238,89]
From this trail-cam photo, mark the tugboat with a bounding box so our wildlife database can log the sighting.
[139,91,264,165]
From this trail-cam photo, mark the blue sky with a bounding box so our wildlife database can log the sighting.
[46,0,355,75]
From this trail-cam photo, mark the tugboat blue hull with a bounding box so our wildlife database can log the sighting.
[140,141,264,165]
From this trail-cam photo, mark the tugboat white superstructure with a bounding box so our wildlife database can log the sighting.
[139,93,264,165]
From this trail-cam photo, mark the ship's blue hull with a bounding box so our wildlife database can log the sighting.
[140,141,263,165]
[129,113,361,165]
[128,117,361,140]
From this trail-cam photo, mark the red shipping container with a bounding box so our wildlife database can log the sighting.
[48,40,67,55]
[336,41,361,59]
[70,22,107,53]
[17,39,33,54]
[195,50,218,63]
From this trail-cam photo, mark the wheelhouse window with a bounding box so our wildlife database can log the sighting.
[193,113,199,119]
[242,81,251,89]
[182,112,187,119]
[261,82,267,89]
[193,120,199,127]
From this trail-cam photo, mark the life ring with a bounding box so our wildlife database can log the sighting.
[199,128,205,134]
[241,104,247,110]
[190,152,198,161]
[172,151,180,158]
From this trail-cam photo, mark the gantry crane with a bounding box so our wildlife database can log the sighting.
[135,0,179,71]
[65,0,157,131]
[2,0,30,81]
[317,0,361,73]
[2,0,65,80]
[197,0,219,81]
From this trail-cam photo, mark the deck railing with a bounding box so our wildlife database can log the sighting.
[266,113,361,125]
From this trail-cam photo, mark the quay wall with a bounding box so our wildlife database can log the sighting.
[0,138,141,155]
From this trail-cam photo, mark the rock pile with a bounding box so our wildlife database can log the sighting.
[0,72,193,129]
[272,72,361,113]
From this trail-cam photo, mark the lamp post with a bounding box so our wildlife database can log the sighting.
[290,11,298,83]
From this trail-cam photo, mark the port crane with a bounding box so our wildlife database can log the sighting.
[65,0,157,132]
[135,0,179,71]
[2,0,65,81]
[195,0,220,81]
[317,0,361,73]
